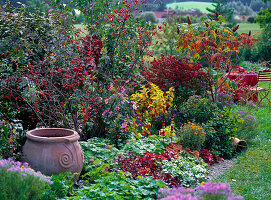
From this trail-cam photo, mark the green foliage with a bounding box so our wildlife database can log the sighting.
[41,172,76,200]
[180,95,219,124]
[74,171,166,199]
[154,16,181,56]
[225,1,255,16]
[257,27,271,61]
[0,120,24,159]
[215,105,271,200]
[0,3,54,71]
[0,163,49,200]
[256,7,271,28]
[121,135,176,156]
[80,138,120,167]
[247,16,255,23]
[254,9,271,61]
[173,85,195,105]
[232,108,257,139]
[71,0,155,79]
[206,0,234,24]
[177,122,206,151]
[138,12,157,24]
[161,151,209,188]
[250,0,271,12]
[0,1,74,130]
[27,0,50,12]
[204,107,238,158]
[80,139,122,184]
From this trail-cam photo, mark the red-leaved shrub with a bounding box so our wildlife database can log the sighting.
[199,147,222,166]
[117,152,180,187]
[142,55,209,93]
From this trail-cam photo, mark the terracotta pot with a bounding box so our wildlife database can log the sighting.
[232,138,248,152]
[23,128,84,180]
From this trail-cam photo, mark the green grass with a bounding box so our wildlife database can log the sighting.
[214,81,271,200]
[74,24,89,36]
[166,1,214,13]
[237,23,262,36]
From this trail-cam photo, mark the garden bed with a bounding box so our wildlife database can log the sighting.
[0,0,270,199]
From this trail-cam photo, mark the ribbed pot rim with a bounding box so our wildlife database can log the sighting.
[26,128,80,143]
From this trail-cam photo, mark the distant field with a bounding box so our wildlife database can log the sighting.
[74,22,262,40]
[166,1,214,13]
[237,23,262,36]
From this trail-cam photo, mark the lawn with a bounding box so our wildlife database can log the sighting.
[166,1,214,13]
[214,81,271,200]
[237,23,262,36]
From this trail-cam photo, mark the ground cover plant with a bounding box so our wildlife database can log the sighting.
[0,0,270,199]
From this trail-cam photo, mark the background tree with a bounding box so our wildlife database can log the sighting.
[176,16,259,102]
[207,0,234,25]
[154,16,180,56]
[255,7,271,61]
[138,12,158,24]
[27,0,50,12]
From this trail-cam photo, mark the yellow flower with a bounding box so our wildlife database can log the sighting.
[200,182,206,185]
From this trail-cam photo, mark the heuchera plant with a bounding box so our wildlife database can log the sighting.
[117,151,181,187]
[199,147,222,166]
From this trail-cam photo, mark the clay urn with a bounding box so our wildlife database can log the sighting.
[232,138,248,152]
[23,128,84,180]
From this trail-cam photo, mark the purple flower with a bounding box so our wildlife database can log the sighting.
[158,182,243,200]
[0,158,53,184]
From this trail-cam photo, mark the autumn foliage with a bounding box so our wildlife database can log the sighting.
[142,55,209,93]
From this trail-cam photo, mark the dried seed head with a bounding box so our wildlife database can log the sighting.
[177,27,180,34]
[215,11,219,20]
[205,22,209,28]
[233,25,239,32]
[187,16,192,25]
[249,30,251,36]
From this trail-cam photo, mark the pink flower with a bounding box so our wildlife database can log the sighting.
[115,105,120,110]
[121,122,128,128]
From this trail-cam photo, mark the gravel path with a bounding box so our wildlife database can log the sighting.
[207,159,236,180]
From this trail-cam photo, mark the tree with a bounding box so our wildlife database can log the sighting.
[177,16,259,102]
[27,0,50,12]
[207,0,234,24]
[255,7,271,61]
[139,12,158,24]
[154,16,180,56]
